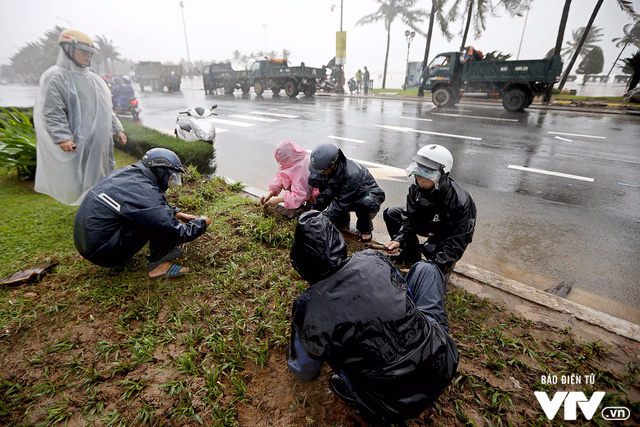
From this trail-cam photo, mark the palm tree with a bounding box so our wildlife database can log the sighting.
[445,0,528,50]
[608,21,640,77]
[557,0,639,91]
[543,0,572,102]
[621,50,640,91]
[561,26,603,62]
[356,0,430,88]
[577,45,604,85]
[417,0,450,97]
[94,35,121,75]
[557,0,603,91]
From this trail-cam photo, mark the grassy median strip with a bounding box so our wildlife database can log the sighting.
[0,152,638,425]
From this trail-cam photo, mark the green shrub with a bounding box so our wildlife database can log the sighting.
[0,108,37,179]
[120,121,216,175]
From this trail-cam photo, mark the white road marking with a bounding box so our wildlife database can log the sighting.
[250,111,300,118]
[430,112,519,122]
[217,128,228,133]
[375,124,482,141]
[155,128,175,135]
[548,131,606,139]
[507,165,594,182]
[328,135,365,144]
[400,116,433,122]
[554,136,573,142]
[208,118,255,127]
[229,114,279,122]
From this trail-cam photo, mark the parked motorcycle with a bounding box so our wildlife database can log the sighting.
[347,77,357,94]
[114,97,140,121]
[175,105,217,144]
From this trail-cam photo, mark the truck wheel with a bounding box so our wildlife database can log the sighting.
[284,81,298,97]
[304,85,316,96]
[525,94,535,108]
[272,87,281,95]
[224,81,234,95]
[503,89,527,112]
[432,87,455,107]
[254,81,264,96]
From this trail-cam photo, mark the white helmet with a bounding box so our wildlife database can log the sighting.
[406,144,453,178]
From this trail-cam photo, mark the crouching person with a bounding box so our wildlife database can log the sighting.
[307,143,385,242]
[73,148,212,278]
[287,211,459,424]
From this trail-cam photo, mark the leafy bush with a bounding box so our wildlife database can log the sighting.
[0,108,37,179]
[120,121,216,175]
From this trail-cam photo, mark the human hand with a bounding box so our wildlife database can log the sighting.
[265,198,280,207]
[259,195,269,205]
[115,131,127,145]
[198,216,212,226]
[59,140,77,152]
[386,241,401,254]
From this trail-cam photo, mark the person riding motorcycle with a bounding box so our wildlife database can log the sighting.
[112,75,135,112]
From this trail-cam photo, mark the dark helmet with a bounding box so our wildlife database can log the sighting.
[309,143,341,174]
[141,148,185,173]
[290,211,348,284]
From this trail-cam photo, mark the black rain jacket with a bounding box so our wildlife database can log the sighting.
[290,220,458,423]
[394,177,476,274]
[73,161,207,267]
[309,156,385,218]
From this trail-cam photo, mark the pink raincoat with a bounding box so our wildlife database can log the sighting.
[268,139,320,209]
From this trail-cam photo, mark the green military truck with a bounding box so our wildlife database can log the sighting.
[202,63,250,95]
[248,58,324,97]
[421,50,563,112]
[135,62,182,92]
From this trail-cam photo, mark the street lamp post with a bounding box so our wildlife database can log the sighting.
[179,1,191,64]
[404,30,415,91]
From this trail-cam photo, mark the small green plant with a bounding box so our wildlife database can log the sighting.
[0,108,37,179]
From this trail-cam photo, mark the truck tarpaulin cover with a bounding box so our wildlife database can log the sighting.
[289,212,459,423]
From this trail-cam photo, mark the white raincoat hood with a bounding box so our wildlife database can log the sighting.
[34,49,123,205]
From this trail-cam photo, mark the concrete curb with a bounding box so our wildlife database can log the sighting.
[227,177,640,343]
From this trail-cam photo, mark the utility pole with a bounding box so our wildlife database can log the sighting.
[179,1,191,64]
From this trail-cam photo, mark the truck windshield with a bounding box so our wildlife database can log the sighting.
[428,56,451,69]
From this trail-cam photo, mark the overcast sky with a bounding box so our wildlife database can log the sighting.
[1,0,637,85]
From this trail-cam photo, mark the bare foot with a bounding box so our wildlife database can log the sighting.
[148,262,190,278]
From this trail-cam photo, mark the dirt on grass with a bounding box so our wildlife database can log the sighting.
[1,177,638,426]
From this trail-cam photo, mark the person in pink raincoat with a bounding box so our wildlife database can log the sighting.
[260,139,320,209]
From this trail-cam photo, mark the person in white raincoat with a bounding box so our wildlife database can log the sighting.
[34,29,127,206]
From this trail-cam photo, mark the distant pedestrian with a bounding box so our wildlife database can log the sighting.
[307,143,385,242]
[363,66,370,94]
[34,29,127,206]
[355,69,363,93]
[260,139,320,210]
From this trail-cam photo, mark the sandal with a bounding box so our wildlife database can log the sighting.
[360,233,372,243]
[149,264,189,279]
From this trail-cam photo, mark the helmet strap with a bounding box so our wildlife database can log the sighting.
[61,44,89,68]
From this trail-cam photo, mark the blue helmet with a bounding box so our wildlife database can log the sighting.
[309,143,342,174]
[141,148,185,173]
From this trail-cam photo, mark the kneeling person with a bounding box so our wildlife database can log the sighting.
[73,148,211,278]
[287,211,459,424]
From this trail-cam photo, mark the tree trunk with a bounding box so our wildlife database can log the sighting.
[607,43,627,77]
[629,68,640,91]
[382,24,391,89]
[418,0,436,97]
[460,0,474,50]
[543,0,572,103]
[558,0,604,91]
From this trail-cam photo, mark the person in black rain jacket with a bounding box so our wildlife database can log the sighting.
[308,142,385,242]
[385,144,476,276]
[73,148,211,278]
[287,211,459,424]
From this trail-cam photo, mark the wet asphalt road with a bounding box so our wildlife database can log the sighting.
[2,83,639,324]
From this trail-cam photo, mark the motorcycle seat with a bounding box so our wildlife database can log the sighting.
[178,118,192,132]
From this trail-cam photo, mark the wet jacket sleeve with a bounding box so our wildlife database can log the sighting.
[111,112,124,132]
[128,203,207,246]
[287,329,323,382]
[324,166,368,219]
[393,189,420,245]
[422,200,476,273]
[41,77,73,143]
